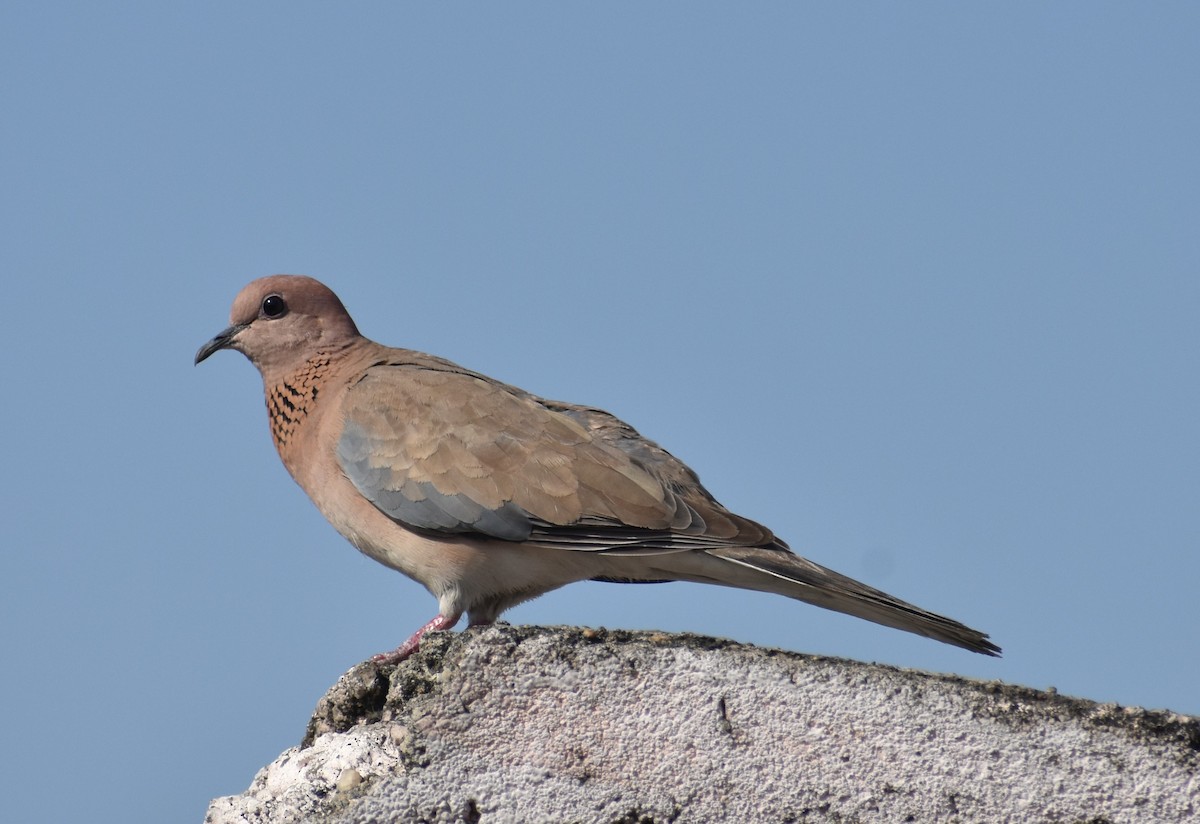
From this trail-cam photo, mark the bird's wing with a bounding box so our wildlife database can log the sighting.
[335,357,773,551]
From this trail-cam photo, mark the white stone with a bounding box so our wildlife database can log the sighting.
[205,625,1200,823]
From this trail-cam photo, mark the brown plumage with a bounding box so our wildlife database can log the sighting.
[196,275,1000,661]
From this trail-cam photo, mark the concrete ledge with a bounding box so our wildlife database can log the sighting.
[205,625,1199,823]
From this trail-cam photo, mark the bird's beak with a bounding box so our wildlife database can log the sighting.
[195,323,248,365]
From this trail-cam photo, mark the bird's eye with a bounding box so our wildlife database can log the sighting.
[261,294,288,318]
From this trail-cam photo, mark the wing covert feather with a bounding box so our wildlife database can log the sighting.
[335,359,776,550]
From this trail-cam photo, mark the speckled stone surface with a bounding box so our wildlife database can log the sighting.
[205,625,1199,823]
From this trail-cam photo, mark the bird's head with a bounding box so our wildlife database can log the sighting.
[195,275,361,375]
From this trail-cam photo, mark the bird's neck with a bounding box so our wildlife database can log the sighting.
[264,352,335,461]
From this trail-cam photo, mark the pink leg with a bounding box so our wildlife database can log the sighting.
[372,613,461,664]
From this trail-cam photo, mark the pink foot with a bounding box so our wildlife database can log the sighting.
[371,613,461,664]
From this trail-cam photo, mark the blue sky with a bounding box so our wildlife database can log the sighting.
[2,4,1197,822]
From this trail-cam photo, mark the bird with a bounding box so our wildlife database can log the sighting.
[196,275,1000,662]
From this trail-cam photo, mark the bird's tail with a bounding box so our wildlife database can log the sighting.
[701,545,1001,656]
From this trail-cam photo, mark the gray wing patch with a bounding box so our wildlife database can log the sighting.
[336,420,534,541]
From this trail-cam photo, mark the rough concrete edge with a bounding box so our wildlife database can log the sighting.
[303,624,1200,761]
[208,625,1199,824]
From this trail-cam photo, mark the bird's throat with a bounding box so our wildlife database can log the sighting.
[266,353,333,459]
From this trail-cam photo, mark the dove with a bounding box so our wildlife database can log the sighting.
[196,275,999,661]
